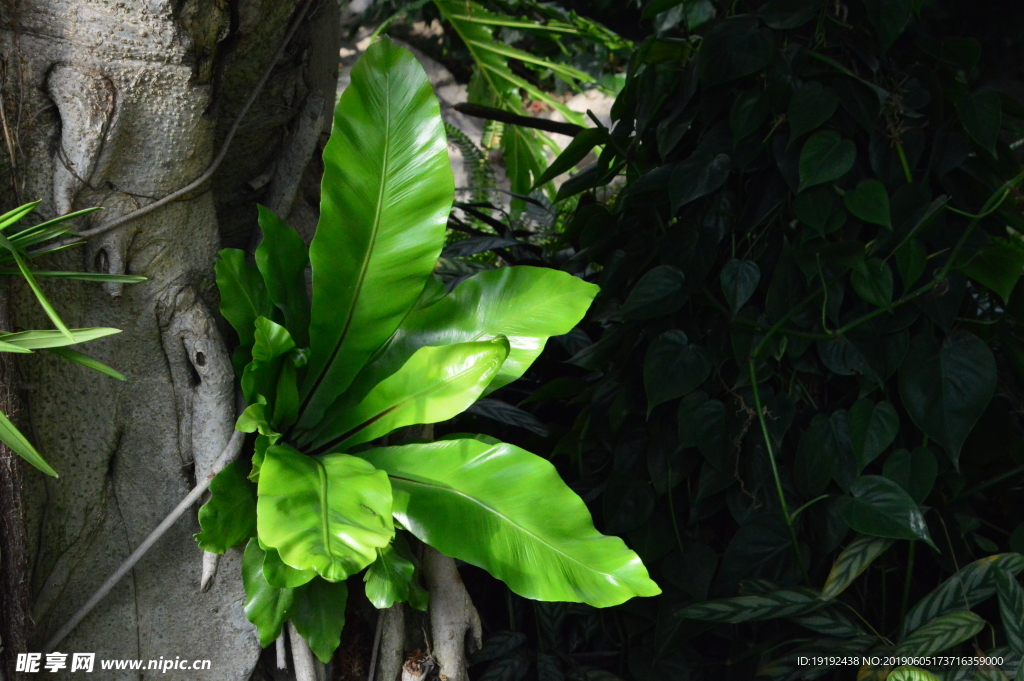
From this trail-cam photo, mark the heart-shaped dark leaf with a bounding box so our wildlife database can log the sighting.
[799,131,856,191]
[669,151,732,213]
[759,0,824,29]
[863,0,912,51]
[958,237,1024,303]
[643,330,712,412]
[883,447,937,504]
[835,475,935,547]
[620,265,687,320]
[731,90,770,142]
[720,259,761,313]
[697,16,774,87]
[794,186,847,233]
[788,81,839,141]
[898,331,997,465]
[848,399,899,470]
[843,179,891,229]
[851,258,893,308]
[957,89,1002,156]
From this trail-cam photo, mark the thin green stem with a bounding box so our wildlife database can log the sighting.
[895,142,913,183]
[789,494,828,523]
[899,540,916,634]
[747,358,810,584]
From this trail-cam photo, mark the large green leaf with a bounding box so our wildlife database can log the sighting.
[195,462,257,553]
[359,438,661,607]
[898,331,996,465]
[290,577,348,664]
[215,248,271,351]
[298,38,454,428]
[242,538,293,647]
[302,338,509,453]
[255,205,310,347]
[262,545,316,589]
[256,445,394,582]
[363,544,426,610]
[348,267,598,401]
[835,475,934,547]
[901,553,1024,635]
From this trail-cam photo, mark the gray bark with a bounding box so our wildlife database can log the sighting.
[0,0,338,678]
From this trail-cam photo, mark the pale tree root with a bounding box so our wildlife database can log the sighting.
[288,622,325,681]
[421,546,482,681]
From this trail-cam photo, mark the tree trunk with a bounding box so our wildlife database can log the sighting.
[0,0,338,678]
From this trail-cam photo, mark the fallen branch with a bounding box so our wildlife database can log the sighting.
[43,429,244,652]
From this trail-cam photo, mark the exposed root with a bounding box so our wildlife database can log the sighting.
[421,547,481,681]
[288,622,324,681]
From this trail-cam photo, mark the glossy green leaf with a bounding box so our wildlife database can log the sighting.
[958,238,1024,303]
[883,447,937,504]
[48,347,125,381]
[350,267,598,399]
[844,179,891,228]
[304,338,509,452]
[643,330,711,413]
[848,399,899,470]
[195,462,257,553]
[821,534,894,600]
[262,545,316,589]
[898,331,996,464]
[669,151,732,213]
[836,475,934,547]
[242,318,296,411]
[720,259,760,313]
[995,568,1024,661]
[363,544,420,609]
[256,445,394,582]
[299,38,454,428]
[255,205,310,347]
[788,81,839,140]
[851,258,894,308]
[799,131,856,192]
[957,89,1002,156]
[902,553,1024,635]
[0,407,57,477]
[0,327,120,350]
[677,588,824,623]
[360,438,661,607]
[216,248,271,350]
[619,265,686,320]
[535,128,607,188]
[242,538,293,647]
[290,577,348,664]
[895,611,986,656]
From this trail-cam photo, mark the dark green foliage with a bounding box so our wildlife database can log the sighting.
[433,1,1024,678]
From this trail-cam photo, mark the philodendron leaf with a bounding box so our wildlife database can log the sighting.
[303,338,509,453]
[643,330,712,413]
[883,447,937,504]
[836,475,935,547]
[299,38,454,428]
[957,89,1001,156]
[677,588,824,623]
[898,330,997,465]
[848,399,899,470]
[195,462,257,554]
[720,259,760,313]
[895,611,986,656]
[843,179,891,228]
[360,438,661,607]
[799,130,856,192]
[851,257,893,308]
[363,544,422,610]
[242,538,293,647]
[290,577,348,664]
[216,248,271,351]
[995,567,1024,660]
[669,151,732,213]
[902,553,1024,636]
[620,265,686,320]
[348,267,598,400]
[820,534,894,600]
[788,81,838,141]
[255,205,310,347]
[256,444,394,582]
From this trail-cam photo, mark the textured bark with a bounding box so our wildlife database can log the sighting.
[0,0,338,678]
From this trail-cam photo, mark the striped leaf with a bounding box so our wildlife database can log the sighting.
[995,568,1024,660]
[896,611,986,656]
[790,606,867,638]
[902,554,1024,636]
[887,667,942,681]
[676,587,824,623]
[821,535,894,600]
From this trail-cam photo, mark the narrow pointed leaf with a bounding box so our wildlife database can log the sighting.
[0,270,146,283]
[48,347,125,381]
[895,611,986,656]
[195,462,257,553]
[299,39,454,427]
[304,338,509,452]
[0,201,40,230]
[1,242,72,340]
[256,444,394,582]
[995,568,1024,658]
[242,538,293,647]
[359,438,661,607]
[677,588,824,623]
[0,327,120,349]
[255,205,310,347]
[820,534,894,600]
[290,577,348,664]
[0,408,57,477]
